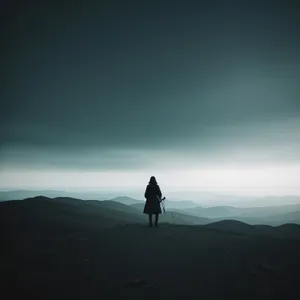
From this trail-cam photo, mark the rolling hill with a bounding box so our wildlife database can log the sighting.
[130,200,200,211]
[0,196,209,228]
[109,196,142,205]
[0,196,145,229]
[2,195,300,227]
[1,196,300,300]
[181,204,300,225]
[207,211,300,226]
[203,220,300,239]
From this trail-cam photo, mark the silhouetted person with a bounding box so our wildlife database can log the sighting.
[143,176,163,227]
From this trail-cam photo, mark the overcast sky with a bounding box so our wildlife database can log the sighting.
[1,0,300,194]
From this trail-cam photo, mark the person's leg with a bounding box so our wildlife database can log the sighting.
[155,214,159,226]
[148,214,153,227]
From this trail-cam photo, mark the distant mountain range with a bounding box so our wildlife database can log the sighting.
[1,188,300,226]
[0,190,121,201]
[0,190,201,209]
[178,204,300,225]
[2,189,300,207]
[0,196,208,230]
[1,194,300,229]
[108,196,141,205]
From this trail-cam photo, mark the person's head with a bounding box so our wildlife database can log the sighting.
[149,176,157,185]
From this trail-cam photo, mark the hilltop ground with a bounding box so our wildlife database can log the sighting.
[1,197,300,299]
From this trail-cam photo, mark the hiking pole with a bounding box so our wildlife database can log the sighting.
[159,196,166,213]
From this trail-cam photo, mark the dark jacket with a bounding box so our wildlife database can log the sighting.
[143,183,162,214]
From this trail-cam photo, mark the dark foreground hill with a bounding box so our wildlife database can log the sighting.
[1,198,300,300]
[203,220,300,239]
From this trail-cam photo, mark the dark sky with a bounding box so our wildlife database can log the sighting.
[1,0,300,187]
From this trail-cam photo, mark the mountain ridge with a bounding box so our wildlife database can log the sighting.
[1,196,300,238]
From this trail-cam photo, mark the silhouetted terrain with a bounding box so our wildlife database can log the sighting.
[110,196,142,205]
[0,190,131,201]
[0,190,200,209]
[2,189,300,207]
[203,220,300,239]
[159,191,300,207]
[1,196,300,299]
[182,204,300,217]
[130,200,200,211]
[177,204,300,225]
[2,190,300,226]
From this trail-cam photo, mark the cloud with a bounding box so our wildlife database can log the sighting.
[1,0,300,174]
